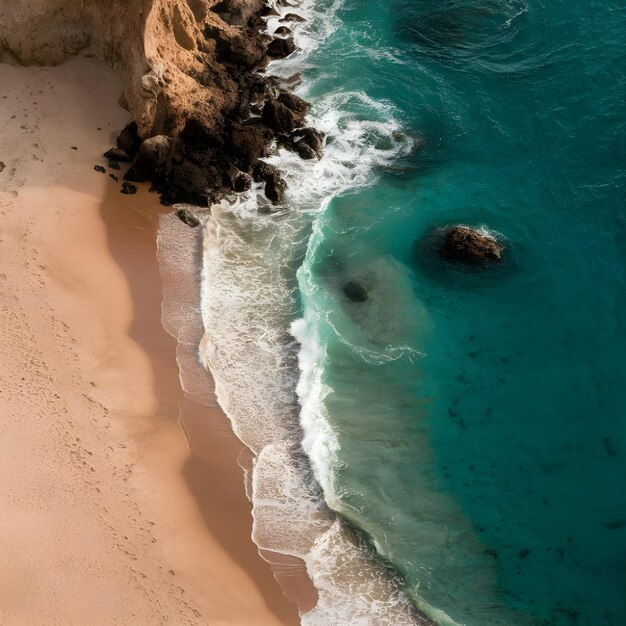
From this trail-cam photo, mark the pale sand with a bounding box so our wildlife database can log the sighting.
[0,58,300,625]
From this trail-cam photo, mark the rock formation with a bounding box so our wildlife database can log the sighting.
[438,226,504,264]
[0,0,324,206]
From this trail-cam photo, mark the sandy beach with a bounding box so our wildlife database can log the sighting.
[0,57,300,625]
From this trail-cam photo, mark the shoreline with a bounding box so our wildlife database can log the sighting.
[0,58,300,625]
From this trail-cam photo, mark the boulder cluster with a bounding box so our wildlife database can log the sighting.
[103,0,324,208]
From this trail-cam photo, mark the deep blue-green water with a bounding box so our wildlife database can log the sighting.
[294,0,626,624]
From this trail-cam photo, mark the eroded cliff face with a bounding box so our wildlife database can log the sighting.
[0,0,258,137]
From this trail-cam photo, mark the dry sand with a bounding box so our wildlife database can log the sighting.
[0,57,300,625]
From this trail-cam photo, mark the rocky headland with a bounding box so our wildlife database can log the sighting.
[0,0,322,207]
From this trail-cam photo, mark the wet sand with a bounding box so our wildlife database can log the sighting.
[0,57,300,625]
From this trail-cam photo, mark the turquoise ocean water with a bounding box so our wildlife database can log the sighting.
[292,0,626,624]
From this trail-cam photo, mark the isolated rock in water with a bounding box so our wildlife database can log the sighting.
[0,161,5,172]
[94,165,106,173]
[176,208,201,227]
[438,226,504,263]
[343,281,369,302]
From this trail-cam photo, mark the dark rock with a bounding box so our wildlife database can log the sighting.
[279,72,303,89]
[227,123,270,168]
[109,173,119,182]
[295,141,316,160]
[280,13,306,22]
[124,135,171,182]
[290,126,325,158]
[116,121,141,156]
[265,176,287,204]
[103,147,132,163]
[277,90,310,117]
[252,161,278,183]
[108,159,121,170]
[253,162,287,204]
[260,5,280,16]
[163,159,219,206]
[262,99,303,134]
[273,26,292,37]
[0,161,5,172]
[343,281,369,302]
[233,172,252,192]
[266,36,296,58]
[212,0,265,25]
[438,226,504,264]
[179,117,215,145]
[120,182,138,195]
[205,24,266,67]
[70,146,78,150]
[94,165,106,173]
[176,208,201,227]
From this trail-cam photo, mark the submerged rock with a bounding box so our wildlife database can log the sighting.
[438,226,504,264]
[343,281,369,303]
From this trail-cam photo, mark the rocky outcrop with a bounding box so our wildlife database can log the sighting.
[1,0,325,206]
[438,226,504,264]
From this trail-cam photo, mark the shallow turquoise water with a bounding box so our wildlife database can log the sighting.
[297,0,626,624]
